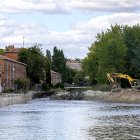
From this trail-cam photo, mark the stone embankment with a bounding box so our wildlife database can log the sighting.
[0,91,47,107]
[51,89,140,103]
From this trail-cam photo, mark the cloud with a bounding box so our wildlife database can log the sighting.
[0,0,70,14]
[0,13,140,58]
[0,0,140,14]
[68,0,140,13]
[74,13,140,33]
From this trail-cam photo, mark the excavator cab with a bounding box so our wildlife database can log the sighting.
[107,73,140,91]
[130,79,140,90]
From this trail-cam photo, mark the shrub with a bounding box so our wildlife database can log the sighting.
[14,78,30,93]
[3,88,13,93]
[42,83,52,91]
[54,82,64,89]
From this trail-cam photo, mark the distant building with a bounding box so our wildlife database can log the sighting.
[0,55,27,92]
[3,45,21,61]
[50,70,62,85]
[66,59,81,71]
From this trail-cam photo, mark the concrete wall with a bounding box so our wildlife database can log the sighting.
[0,92,33,107]
[0,91,47,107]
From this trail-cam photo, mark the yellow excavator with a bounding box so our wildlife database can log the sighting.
[107,73,140,91]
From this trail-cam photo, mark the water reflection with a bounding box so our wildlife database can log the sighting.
[0,98,140,140]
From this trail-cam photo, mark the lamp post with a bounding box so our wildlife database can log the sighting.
[12,67,15,91]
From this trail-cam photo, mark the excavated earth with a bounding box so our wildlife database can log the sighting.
[105,90,140,103]
[50,89,140,103]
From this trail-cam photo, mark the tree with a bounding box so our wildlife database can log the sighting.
[0,49,4,54]
[95,25,127,83]
[73,70,85,86]
[51,46,67,82]
[65,67,76,84]
[82,25,127,84]
[18,44,45,83]
[46,49,51,61]
[45,50,51,85]
[82,44,98,83]
[123,24,140,77]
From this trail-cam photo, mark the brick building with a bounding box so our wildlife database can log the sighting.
[3,45,21,61]
[50,70,62,85]
[0,55,27,92]
[2,45,61,88]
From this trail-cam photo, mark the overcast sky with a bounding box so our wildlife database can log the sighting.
[0,0,140,58]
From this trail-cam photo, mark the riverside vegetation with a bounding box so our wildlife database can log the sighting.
[2,24,140,99]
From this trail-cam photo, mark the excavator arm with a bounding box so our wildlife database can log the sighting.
[107,73,140,90]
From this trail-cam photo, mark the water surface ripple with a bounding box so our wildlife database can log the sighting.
[0,98,140,140]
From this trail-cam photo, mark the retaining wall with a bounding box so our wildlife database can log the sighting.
[0,91,46,107]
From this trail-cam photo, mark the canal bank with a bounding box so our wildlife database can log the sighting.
[51,89,140,103]
[0,89,60,107]
[1,88,140,108]
[0,91,48,107]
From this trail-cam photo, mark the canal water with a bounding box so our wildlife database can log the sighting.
[0,98,140,140]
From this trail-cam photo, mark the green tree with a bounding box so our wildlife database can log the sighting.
[45,50,51,85]
[123,24,140,77]
[73,70,85,86]
[95,25,127,83]
[82,25,127,84]
[51,46,67,82]
[18,44,45,83]
[65,67,76,84]
[0,49,4,54]
[82,44,98,83]
[46,49,51,61]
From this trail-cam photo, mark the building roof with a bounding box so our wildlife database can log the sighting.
[4,50,20,53]
[0,55,27,66]
[50,70,61,75]
[5,45,21,53]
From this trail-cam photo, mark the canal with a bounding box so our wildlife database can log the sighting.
[0,98,140,140]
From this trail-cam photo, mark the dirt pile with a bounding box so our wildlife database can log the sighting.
[50,89,140,103]
[106,89,140,103]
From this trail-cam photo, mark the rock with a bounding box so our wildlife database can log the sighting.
[50,91,69,100]
[50,90,83,100]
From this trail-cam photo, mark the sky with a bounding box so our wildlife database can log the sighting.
[0,0,140,58]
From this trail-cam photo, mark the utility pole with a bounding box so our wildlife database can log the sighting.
[23,36,25,48]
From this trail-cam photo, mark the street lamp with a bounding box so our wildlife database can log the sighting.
[12,67,15,92]
[12,67,15,79]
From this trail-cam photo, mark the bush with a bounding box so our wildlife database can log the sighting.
[3,88,13,93]
[42,83,52,91]
[54,82,64,89]
[14,78,30,93]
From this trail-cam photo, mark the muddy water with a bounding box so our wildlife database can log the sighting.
[0,98,140,140]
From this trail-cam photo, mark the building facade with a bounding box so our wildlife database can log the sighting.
[50,70,62,85]
[0,55,27,92]
[66,60,81,71]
